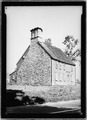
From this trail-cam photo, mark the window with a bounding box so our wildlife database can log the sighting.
[71,66,73,72]
[56,63,58,69]
[63,73,66,82]
[59,73,62,82]
[63,64,65,71]
[12,75,15,79]
[67,73,70,82]
[71,74,72,82]
[59,63,61,70]
[55,73,58,81]
[63,73,65,82]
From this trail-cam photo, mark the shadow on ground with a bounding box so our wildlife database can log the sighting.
[6,105,77,114]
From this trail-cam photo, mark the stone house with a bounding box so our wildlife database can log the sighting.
[10,27,76,86]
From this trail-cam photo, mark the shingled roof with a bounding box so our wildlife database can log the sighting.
[16,41,75,67]
[38,41,75,66]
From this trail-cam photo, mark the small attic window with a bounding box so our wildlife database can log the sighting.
[22,55,25,59]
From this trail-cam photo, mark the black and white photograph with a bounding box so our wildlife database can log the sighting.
[1,1,86,118]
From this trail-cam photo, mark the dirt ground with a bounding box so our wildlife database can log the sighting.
[41,99,81,108]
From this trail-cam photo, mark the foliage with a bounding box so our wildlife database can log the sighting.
[6,85,80,106]
[44,38,52,45]
[62,35,81,63]
[25,85,80,102]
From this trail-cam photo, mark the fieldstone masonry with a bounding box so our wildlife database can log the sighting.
[17,39,51,86]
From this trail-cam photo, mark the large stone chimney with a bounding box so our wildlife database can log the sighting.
[30,27,43,45]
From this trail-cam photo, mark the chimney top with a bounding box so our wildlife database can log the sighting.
[30,27,43,39]
[30,27,43,32]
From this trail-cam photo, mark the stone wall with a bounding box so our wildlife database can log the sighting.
[10,71,17,84]
[16,42,51,86]
[52,60,75,85]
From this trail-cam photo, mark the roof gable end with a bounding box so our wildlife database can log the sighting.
[16,46,30,65]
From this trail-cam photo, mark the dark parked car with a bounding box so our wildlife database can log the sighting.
[6,89,25,107]
[6,90,45,107]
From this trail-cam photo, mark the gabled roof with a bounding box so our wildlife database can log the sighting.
[38,41,75,66]
[10,70,16,76]
[16,41,75,67]
[16,46,30,65]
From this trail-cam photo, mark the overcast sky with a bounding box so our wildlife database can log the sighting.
[5,6,82,74]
